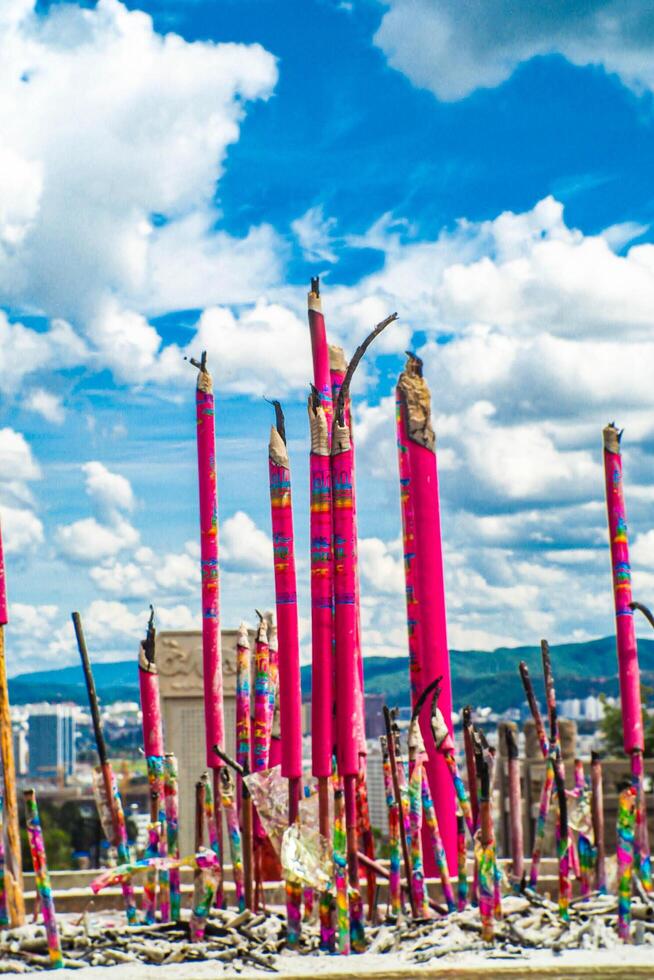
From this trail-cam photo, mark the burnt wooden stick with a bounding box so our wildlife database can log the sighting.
[519,661,549,759]
[213,745,254,911]
[383,706,416,917]
[590,751,607,894]
[505,725,524,890]
[462,707,479,830]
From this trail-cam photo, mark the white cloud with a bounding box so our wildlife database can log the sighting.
[82,461,134,520]
[25,388,65,424]
[373,0,654,101]
[221,511,272,572]
[358,537,405,595]
[0,427,43,555]
[0,0,279,386]
[291,205,338,264]
[56,460,138,563]
[90,540,200,598]
[56,515,140,564]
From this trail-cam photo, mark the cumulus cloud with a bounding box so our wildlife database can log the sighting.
[0,426,43,554]
[0,0,280,388]
[221,511,273,572]
[90,540,200,598]
[291,205,338,264]
[25,388,65,424]
[56,461,138,563]
[373,0,654,101]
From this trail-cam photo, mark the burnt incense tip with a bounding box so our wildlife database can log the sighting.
[603,422,623,453]
[139,605,157,673]
[328,344,347,373]
[504,724,519,760]
[265,398,286,445]
[186,350,212,392]
[397,352,435,452]
[591,749,602,763]
[310,276,320,297]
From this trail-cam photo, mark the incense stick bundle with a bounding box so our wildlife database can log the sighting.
[603,424,651,892]
[396,354,457,869]
[0,519,23,926]
[267,402,303,942]
[24,790,62,969]
[192,352,225,896]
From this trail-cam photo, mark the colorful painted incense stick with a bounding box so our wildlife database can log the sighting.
[164,754,181,921]
[189,778,218,942]
[331,314,396,947]
[456,813,468,911]
[407,717,429,918]
[191,351,224,899]
[0,518,24,927]
[473,739,494,942]
[572,759,592,900]
[356,762,377,916]
[138,609,168,922]
[380,736,402,918]
[603,424,651,893]
[333,776,350,955]
[590,751,607,893]
[214,745,254,912]
[236,622,251,779]
[24,790,62,968]
[617,786,637,941]
[504,725,524,892]
[384,707,416,917]
[73,611,136,924]
[427,681,474,839]
[253,613,270,773]
[396,353,457,870]
[220,767,245,911]
[308,284,336,950]
[267,401,303,943]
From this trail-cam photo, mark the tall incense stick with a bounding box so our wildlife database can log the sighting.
[267,401,303,943]
[73,611,136,924]
[191,351,224,897]
[590,751,606,894]
[396,353,457,870]
[603,424,651,893]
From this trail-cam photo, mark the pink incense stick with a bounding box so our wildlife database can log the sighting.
[267,412,302,782]
[396,354,457,871]
[603,423,651,889]
[308,393,334,780]
[193,353,224,763]
[308,279,333,432]
[330,346,366,761]
[267,403,303,944]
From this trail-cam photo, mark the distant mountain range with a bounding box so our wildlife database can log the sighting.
[9,636,654,714]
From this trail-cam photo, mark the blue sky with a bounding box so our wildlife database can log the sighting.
[3,0,654,671]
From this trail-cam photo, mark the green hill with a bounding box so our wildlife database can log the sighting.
[9,636,654,714]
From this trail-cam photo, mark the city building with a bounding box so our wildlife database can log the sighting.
[12,723,28,776]
[28,705,76,780]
